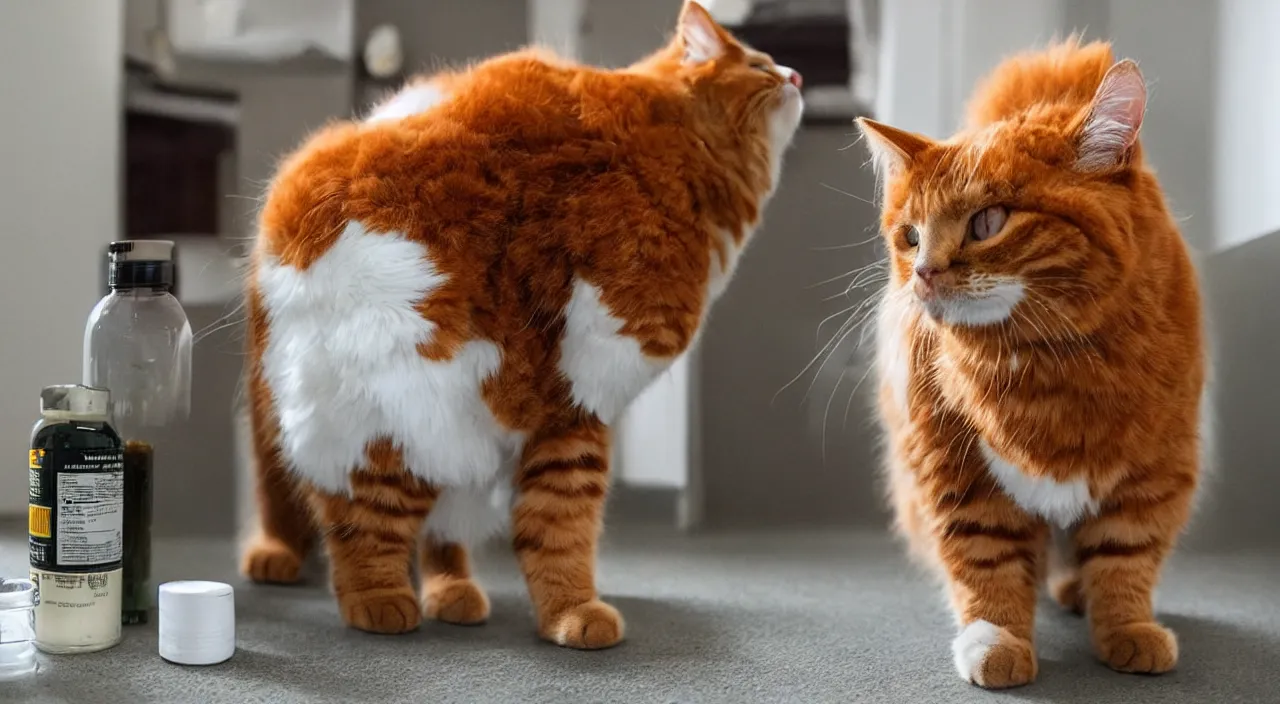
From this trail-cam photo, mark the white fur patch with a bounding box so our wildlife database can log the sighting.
[257,221,523,542]
[426,482,514,546]
[558,279,667,424]
[366,82,449,123]
[766,72,804,192]
[952,619,1001,682]
[980,440,1098,528]
[877,292,913,411]
[927,282,1024,326]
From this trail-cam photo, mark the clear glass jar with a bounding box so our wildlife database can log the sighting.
[84,240,192,625]
[0,578,38,680]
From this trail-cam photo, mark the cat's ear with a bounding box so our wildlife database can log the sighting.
[856,117,933,177]
[1075,59,1146,171]
[677,1,728,64]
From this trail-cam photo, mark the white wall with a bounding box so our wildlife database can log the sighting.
[877,0,1070,137]
[528,0,586,58]
[1108,0,1219,253]
[618,361,692,487]
[875,0,1229,254]
[0,1,124,512]
[1213,0,1280,250]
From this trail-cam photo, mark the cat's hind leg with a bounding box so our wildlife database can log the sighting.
[420,534,490,625]
[240,365,315,585]
[309,439,436,634]
[1045,525,1084,615]
[512,419,623,650]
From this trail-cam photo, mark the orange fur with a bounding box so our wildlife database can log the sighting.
[239,1,802,648]
[859,38,1204,688]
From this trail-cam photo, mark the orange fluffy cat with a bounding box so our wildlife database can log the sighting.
[239,2,803,649]
[858,40,1205,687]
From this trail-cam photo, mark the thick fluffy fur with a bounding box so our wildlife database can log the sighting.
[859,39,1204,687]
[240,1,803,648]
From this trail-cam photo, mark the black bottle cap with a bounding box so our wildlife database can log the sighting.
[107,240,175,291]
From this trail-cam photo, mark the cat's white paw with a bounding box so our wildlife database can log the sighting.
[951,619,1037,689]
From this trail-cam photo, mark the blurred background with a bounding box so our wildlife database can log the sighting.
[0,0,1276,553]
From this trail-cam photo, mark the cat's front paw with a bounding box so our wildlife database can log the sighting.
[1095,622,1178,674]
[241,536,304,584]
[541,600,625,650]
[423,578,490,626]
[339,588,422,634]
[952,620,1038,689]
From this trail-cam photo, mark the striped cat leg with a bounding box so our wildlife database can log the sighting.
[1046,526,1084,615]
[938,490,1047,689]
[309,440,436,634]
[420,535,490,625]
[240,366,314,585]
[1073,473,1195,674]
[512,420,623,650]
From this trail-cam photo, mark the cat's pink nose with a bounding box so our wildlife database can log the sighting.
[914,264,943,282]
[788,70,803,89]
[913,264,954,301]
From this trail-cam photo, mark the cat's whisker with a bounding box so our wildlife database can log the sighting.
[193,299,249,346]
[800,311,868,404]
[844,354,878,422]
[841,273,890,300]
[773,308,862,404]
[818,181,876,206]
[821,275,885,302]
[1012,307,1063,371]
[815,301,868,346]
[836,290,886,343]
[1024,294,1100,373]
[821,366,848,463]
[805,259,887,289]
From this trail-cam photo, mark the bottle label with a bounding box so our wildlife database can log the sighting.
[30,567,123,650]
[28,447,125,572]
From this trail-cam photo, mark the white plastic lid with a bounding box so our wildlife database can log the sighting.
[158,580,235,666]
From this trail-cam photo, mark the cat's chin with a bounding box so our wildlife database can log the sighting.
[921,294,1020,328]
[912,280,1024,328]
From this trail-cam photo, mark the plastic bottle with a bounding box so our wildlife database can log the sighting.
[83,240,192,625]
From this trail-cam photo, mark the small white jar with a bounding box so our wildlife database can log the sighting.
[158,581,235,666]
[0,578,38,680]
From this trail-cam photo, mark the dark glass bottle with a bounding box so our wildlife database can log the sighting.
[83,241,192,625]
[28,384,124,653]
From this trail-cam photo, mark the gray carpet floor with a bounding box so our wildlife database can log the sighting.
[2,524,1277,703]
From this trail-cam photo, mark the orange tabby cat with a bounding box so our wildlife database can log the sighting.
[239,1,804,649]
[858,39,1205,687]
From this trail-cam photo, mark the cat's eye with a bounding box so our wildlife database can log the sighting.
[969,205,1009,241]
[750,62,773,73]
[904,227,920,248]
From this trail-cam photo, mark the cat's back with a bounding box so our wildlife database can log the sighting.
[247,48,677,497]
[246,54,583,496]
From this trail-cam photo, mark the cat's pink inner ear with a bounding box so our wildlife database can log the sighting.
[1076,59,1147,171]
[678,1,726,64]
[857,117,932,177]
